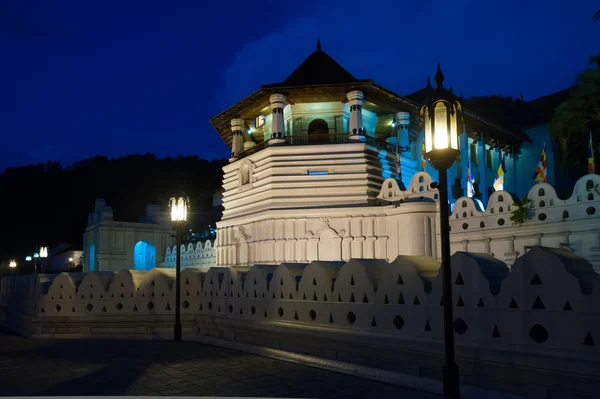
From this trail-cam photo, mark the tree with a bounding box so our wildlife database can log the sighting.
[0,155,228,263]
[550,58,600,172]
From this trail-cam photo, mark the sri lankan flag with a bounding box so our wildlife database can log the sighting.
[532,142,547,183]
[589,132,595,174]
[421,143,426,171]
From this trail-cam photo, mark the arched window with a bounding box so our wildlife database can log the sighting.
[586,180,594,190]
[308,119,329,134]
[308,119,329,143]
[241,165,250,186]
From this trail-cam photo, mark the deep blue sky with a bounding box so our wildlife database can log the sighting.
[2,0,598,172]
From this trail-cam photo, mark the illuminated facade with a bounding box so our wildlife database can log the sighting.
[209,42,577,267]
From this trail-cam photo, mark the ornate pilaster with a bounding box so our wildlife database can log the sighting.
[347,90,365,141]
[396,111,410,153]
[229,118,245,162]
[269,94,286,145]
[504,236,519,267]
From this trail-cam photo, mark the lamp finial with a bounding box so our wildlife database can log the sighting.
[435,62,444,88]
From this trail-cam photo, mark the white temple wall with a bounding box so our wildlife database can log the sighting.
[445,175,600,271]
[161,240,216,270]
[215,202,438,267]
[2,248,599,397]
[83,200,173,272]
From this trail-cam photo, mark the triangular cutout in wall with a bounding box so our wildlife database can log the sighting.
[455,273,464,285]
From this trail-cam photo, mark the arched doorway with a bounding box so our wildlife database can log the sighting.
[134,241,156,270]
[308,119,329,143]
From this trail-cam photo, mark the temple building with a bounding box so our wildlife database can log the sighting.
[211,41,564,211]
[205,41,600,269]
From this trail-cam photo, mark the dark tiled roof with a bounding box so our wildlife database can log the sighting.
[522,89,571,128]
[406,85,533,144]
[262,48,359,88]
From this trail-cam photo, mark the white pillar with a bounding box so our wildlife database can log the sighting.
[476,133,489,205]
[347,90,365,141]
[269,93,286,145]
[229,118,245,162]
[396,111,410,153]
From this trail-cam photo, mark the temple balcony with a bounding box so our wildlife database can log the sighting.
[234,132,400,161]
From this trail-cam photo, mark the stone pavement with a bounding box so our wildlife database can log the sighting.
[0,330,441,398]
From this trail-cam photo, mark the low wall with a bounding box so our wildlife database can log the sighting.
[2,248,600,398]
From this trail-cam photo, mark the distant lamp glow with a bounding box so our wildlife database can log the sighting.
[40,247,48,258]
[68,257,74,262]
[255,114,266,128]
[170,196,188,222]
[169,195,190,343]
[25,256,32,262]
[247,129,253,135]
[9,259,17,268]
[33,253,39,258]
[391,121,396,127]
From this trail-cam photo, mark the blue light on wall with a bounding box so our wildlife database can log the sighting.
[133,241,156,270]
[308,171,329,175]
[89,243,95,271]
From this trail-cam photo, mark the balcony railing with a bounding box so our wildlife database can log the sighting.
[235,132,399,160]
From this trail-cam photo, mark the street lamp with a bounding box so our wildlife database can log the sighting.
[33,253,39,274]
[40,247,48,274]
[422,95,462,398]
[9,259,17,268]
[170,196,188,342]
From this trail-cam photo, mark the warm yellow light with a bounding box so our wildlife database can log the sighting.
[434,102,448,150]
[40,247,48,258]
[170,196,188,222]
[178,197,186,221]
[423,107,433,153]
[68,257,74,262]
[9,259,17,268]
[422,99,461,155]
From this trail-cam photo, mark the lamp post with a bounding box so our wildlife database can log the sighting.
[170,196,188,342]
[40,247,48,274]
[33,253,40,274]
[422,95,462,398]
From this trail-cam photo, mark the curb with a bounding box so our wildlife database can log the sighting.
[192,335,523,399]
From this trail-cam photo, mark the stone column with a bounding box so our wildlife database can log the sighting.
[347,90,365,141]
[508,149,518,196]
[269,93,286,145]
[396,112,410,154]
[229,118,245,162]
[476,133,489,204]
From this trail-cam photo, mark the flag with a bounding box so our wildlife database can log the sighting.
[421,143,426,171]
[467,160,475,198]
[493,155,506,191]
[532,142,547,183]
[589,132,595,174]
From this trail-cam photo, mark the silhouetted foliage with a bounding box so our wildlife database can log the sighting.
[0,154,227,263]
[550,59,600,173]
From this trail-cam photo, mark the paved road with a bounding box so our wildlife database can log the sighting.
[0,331,440,398]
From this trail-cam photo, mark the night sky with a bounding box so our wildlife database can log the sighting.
[2,0,598,172]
